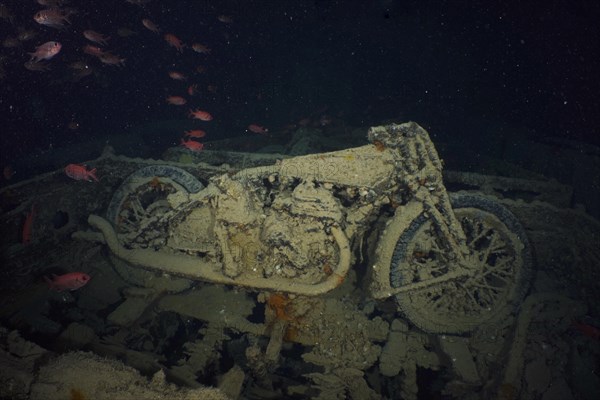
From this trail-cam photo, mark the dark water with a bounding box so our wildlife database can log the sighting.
[1,0,598,178]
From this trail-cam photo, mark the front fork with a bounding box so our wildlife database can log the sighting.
[370,188,473,299]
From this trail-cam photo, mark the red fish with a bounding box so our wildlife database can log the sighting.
[22,204,36,245]
[187,84,198,96]
[217,15,233,24]
[33,8,73,29]
[44,272,91,291]
[82,44,104,57]
[83,30,109,45]
[65,164,99,182]
[247,124,269,135]
[184,129,206,138]
[191,43,211,54]
[29,41,61,62]
[142,18,160,33]
[168,71,186,80]
[98,52,125,66]
[181,138,204,152]
[189,108,212,121]
[166,96,186,105]
[164,33,185,52]
[24,61,51,71]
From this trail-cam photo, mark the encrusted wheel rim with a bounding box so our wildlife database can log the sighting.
[106,165,204,248]
[391,193,532,333]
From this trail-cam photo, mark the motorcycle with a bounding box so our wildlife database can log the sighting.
[87,121,532,334]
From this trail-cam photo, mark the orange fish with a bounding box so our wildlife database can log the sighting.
[65,163,99,182]
[22,204,35,245]
[142,18,160,33]
[168,71,186,80]
[164,33,185,52]
[189,108,212,121]
[191,43,211,54]
[166,96,186,105]
[44,272,91,291]
[184,129,206,138]
[247,124,269,135]
[180,138,204,152]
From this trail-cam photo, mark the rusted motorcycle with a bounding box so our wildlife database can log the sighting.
[87,122,532,334]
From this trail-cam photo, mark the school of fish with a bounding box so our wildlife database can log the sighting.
[0,0,344,184]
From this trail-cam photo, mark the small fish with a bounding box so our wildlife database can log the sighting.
[166,96,186,105]
[217,15,233,24]
[189,108,213,121]
[17,29,38,42]
[33,8,74,29]
[65,164,99,182]
[184,129,206,138]
[117,27,137,37]
[0,3,15,24]
[98,52,125,66]
[191,43,210,54]
[83,30,109,45]
[3,37,20,48]
[22,204,36,245]
[24,61,51,71]
[187,84,198,96]
[44,272,91,291]
[69,62,93,80]
[164,33,184,52]
[181,138,204,152]
[247,124,269,135]
[29,41,61,62]
[168,71,186,80]
[142,18,159,33]
[82,44,104,57]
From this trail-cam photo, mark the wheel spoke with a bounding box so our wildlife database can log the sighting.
[391,194,531,334]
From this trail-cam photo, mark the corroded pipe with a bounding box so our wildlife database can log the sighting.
[88,214,351,295]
